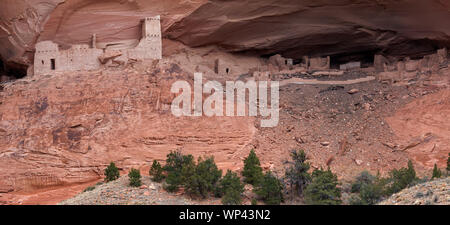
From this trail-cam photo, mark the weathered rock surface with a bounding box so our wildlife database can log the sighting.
[0,61,256,195]
[379,177,449,205]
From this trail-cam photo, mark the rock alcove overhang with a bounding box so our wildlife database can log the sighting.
[165,0,450,62]
[1,0,450,77]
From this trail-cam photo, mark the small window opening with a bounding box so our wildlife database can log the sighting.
[50,59,56,70]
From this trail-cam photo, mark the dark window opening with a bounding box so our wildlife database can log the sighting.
[51,59,56,70]
[285,60,288,65]
[214,59,219,74]
[226,68,229,74]
[41,60,44,65]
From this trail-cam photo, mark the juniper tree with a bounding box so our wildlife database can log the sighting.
[432,164,442,179]
[386,160,417,195]
[163,151,195,192]
[242,149,263,185]
[149,160,165,182]
[128,168,142,187]
[304,168,342,205]
[447,153,450,173]
[254,171,284,205]
[184,157,222,198]
[284,150,311,196]
[104,162,120,182]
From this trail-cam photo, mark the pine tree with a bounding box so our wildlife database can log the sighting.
[284,150,311,196]
[184,157,222,198]
[149,160,165,182]
[128,168,141,187]
[304,168,342,205]
[254,171,284,205]
[215,170,244,198]
[222,187,243,205]
[104,162,120,182]
[163,151,195,192]
[431,164,442,179]
[386,160,417,195]
[242,149,263,185]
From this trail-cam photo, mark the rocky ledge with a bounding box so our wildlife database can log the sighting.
[379,177,449,205]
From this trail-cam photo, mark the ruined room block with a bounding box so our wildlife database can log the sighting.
[383,61,397,72]
[405,58,419,72]
[268,54,289,71]
[397,61,405,71]
[427,53,441,72]
[309,56,330,70]
[339,61,361,70]
[301,56,310,69]
[374,54,388,72]
[214,59,232,75]
[437,48,448,65]
[419,57,430,72]
[286,58,294,67]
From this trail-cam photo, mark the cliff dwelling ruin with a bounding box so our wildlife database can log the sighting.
[33,16,162,76]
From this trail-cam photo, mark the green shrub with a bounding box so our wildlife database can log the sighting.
[385,160,417,195]
[128,168,142,187]
[215,170,244,198]
[242,149,263,185]
[164,151,194,173]
[150,160,165,182]
[447,153,450,172]
[164,172,183,192]
[254,171,284,205]
[351,171,375,193]
[350,171,385,205]
[251,198,258,205]
[163,151,195,192]
[359,182,384,205]
[304,168,341,205]
[222,187,243,205]
[184,157,222,198]
[431,164,442,179]
[284,150,311,196]
[216,170,244,205]
[104,162,120,182]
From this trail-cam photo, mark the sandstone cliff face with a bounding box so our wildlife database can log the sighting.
[1,0,450,72]
[0,61,256,194]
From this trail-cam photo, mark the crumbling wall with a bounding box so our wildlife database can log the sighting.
[268,54,293,71]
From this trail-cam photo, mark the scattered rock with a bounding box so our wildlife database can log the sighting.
[348,88,359,94]
[355,159,363,165]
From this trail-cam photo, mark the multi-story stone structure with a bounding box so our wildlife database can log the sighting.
[34,16,162,76]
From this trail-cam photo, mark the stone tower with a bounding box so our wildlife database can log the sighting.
[137,16,162,59]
